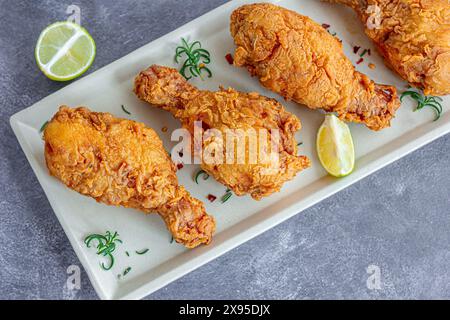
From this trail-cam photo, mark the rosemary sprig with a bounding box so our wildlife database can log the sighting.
[84,231,122,271]
[194,169,209,184]
[175,38,212,80]
[401,90,443,121]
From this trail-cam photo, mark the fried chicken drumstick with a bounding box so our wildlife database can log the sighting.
[134,65,310,200]
[44,106,215,248]
[326,0,450,96]
[230,3,400,131]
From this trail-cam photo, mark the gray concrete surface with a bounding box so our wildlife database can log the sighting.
[0,0,449,300]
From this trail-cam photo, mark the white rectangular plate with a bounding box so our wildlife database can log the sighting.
[10,0,450,299]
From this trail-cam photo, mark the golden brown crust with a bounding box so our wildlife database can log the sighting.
[44,106,215,248]
[134,65,310,200]
[230,3,401,131]
[326,0,450,96]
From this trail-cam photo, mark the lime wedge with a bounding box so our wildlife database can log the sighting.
[35,21,96,81]
[316,114,355,177]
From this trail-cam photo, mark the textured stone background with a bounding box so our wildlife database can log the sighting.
[0,0,449,300]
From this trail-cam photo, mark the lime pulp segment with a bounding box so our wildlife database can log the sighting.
[35,22,96,81]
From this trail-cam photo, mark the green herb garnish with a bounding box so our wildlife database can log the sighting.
[125,251,130,257]
[297,142,303,146]
[121,104,131,115]
[194,169,210,184]
[135,248,149,255]
[85,231,122,271]
[175,38,212,80]
[170,236,174,244]
[221,188,233,203]
[359,49,368,57]
[123,267,132,276]
[39,121,49,133]
[401,90,443,121]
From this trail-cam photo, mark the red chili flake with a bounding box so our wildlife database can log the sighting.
[176,163,184,170]
[353,46,361,54]
[322,23,330,29]
[356,58,364,64]
[207,194,217,202]
[178,151,183,157]
[225,53,234,65]
[368,49,371,56]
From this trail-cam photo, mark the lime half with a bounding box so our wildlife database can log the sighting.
[316,114,355,177]
[35,21,96,81]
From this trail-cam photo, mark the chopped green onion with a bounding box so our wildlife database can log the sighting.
[135,248,149,255]
[194,169,209,184]
[39,121,49,133]
[360,49,368,57]
[121,105,131,115]
[123,267,132,276]
[221,188,233,203]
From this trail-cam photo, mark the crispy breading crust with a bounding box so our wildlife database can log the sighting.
[134,65,310,200]
[230,3,401,131]
[44,106,215,248]
[326,0,450,96]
